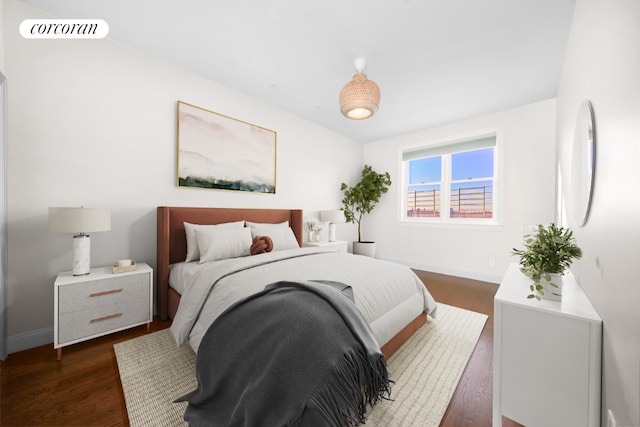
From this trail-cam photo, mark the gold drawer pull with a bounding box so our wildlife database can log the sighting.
[89,288,123,297]
[90,313,123,323]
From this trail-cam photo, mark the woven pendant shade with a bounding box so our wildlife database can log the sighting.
[339,72,380,120]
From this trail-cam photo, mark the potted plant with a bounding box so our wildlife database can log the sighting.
[511,223,583,301]
[305,217,322,243]
[340,165,392,257]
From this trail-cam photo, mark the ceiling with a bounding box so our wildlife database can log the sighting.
[18,0,575,143]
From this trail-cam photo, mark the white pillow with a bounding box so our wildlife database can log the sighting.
[250,226,300,251]
[184,221,245,262]
[196,227,252,264]
[245,220,288,228]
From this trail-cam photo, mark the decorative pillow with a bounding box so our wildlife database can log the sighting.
[195,227,252,264]
[184,221,245,262]
[250,226,299,251]
[250,235,274,255]
[245,220,288,228]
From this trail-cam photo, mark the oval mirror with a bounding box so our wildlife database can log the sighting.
[571,100,596,226]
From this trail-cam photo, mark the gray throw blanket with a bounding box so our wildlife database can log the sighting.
[175,280,391,426]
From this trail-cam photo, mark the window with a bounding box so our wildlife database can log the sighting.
[402,133,498,224]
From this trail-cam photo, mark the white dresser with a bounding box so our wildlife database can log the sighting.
[54,263,153,360]
[493,263,602,427]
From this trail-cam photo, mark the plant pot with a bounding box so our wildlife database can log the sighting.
[540,273,564,301]
[353,241,376,257]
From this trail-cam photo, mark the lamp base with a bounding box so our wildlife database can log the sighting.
[328,222,336,242]
[72,234,91,276]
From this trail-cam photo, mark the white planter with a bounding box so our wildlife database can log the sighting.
[353,241,376,257]
[540,273,564,301]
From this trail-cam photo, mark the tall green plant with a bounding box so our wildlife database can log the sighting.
[340,165,392,242]
[511,223,583,300]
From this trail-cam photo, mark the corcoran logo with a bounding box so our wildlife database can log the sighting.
[19,19,109,39]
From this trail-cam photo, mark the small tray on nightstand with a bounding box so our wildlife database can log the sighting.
[112,261,137,274]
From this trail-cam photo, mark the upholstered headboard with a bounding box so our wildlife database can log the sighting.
[156,206,304,320]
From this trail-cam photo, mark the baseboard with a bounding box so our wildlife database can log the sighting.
[7,326,53,354]
[383,258,503,284]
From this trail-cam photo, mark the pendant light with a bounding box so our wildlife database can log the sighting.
[339,58,380,120]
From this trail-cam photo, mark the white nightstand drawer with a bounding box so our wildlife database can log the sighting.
[58,300,149,344]
[58,274,149,315]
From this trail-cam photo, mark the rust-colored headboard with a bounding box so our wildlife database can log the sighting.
[156,206,304,320]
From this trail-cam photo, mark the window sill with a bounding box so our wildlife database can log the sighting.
[398,218,503,231]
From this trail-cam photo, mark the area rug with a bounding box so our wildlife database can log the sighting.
[114,303,487,427]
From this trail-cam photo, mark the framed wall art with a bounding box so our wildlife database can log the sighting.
[177,101,277,193]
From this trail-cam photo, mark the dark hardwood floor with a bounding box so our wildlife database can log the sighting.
[1,270,520,426]
[1,319,171,427]
[414,270,521,427]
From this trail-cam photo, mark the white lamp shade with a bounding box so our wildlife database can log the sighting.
[320,210,345,223]
[48,207,111,234]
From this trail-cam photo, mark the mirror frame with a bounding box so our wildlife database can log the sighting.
[571,100,596,226]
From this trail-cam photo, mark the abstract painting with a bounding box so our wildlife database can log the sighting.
[177,101,276,193]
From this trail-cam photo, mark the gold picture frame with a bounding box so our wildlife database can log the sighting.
[177,101,277,193]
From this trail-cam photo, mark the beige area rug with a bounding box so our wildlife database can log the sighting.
[114,304,487,427]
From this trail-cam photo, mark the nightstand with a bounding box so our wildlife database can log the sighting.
[54,263,153,360]
[303,240,348,253]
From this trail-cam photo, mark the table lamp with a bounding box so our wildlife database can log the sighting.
[320,210,345,242]
[48,207,111,276]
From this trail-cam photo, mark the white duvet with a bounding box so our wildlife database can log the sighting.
[170,247,437,354]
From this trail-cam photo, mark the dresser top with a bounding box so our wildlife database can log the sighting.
[495,263,601,323]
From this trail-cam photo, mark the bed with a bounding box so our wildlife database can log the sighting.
[156,206,437,358]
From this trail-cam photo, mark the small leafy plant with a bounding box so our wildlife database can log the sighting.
[511,223,583,300]
[305,217,322,232]
[340,165,392,242]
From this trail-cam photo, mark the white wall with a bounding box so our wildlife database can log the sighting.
[556,0,640,424]
[3,0,362,352]
[0,0,7,360]
[363,99,557,282]
[0,1,5,71]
